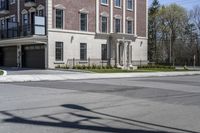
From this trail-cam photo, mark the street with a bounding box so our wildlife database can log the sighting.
[0,75,200,133]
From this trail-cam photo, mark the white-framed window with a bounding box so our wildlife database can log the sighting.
[115,18,121,33]
[115,0,121,8]
[101,44,108,60]
[101,16,108,33]
[80,13,88,31]
[127,20,133,34]
[101,0,108,5]
[127,0,133,10]
[55,42,64,61]
[55,9,64,29]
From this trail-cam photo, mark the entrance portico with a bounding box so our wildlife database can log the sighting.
[116,39,132,69]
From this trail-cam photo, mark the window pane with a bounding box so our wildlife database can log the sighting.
[80,13,87,31]
[127,21,132,34]
[101,44,107,60]
[102,16,107,33]
[56,9,63,29]
[115,19,120,33]
[80,43,87,60]
[55,42,63,61]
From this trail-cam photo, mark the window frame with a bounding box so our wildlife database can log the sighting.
[55,9,64,29]
[115,18,121,33]
[114,0,121,8]
[101,16,108,33]
[80,43,87,61]
[55,42,64,61]
[80,13,88,32]
[127,20,133,34]
[101,0,108,6]
[101,44,108,60]
[127,0,133,11]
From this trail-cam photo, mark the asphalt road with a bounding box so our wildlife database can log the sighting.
[0,75,200,133]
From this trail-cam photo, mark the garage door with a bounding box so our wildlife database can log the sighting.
[22,45,45,69]
[0,46,17,67]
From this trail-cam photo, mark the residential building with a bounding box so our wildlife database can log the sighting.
[0,0,148,69]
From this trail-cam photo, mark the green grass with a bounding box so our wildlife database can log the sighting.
[84,68,188,73]
[0,70,4,75]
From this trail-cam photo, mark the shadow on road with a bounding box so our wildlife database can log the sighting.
[0,104,197,133]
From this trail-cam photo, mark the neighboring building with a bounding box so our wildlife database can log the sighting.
[0,0,148,69]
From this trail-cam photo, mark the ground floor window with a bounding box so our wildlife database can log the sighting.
[101,44,107,60]
[80,43,87,60]
[55,42,63,61]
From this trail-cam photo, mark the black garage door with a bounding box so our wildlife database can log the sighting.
[0,46,17,67]
[22,45,45,69]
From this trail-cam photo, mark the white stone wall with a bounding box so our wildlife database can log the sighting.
[47,30,148,68]
[48,30,107,68]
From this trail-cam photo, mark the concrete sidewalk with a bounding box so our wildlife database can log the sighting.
[0,71,200,83]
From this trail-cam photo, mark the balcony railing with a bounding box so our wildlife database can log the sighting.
[24,0,36,7]
[0,16,46,40]
[0,0,9,14]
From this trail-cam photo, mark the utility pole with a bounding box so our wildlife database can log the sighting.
[169,30,172,66]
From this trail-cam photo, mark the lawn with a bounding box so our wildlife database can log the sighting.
[85,68,188,73]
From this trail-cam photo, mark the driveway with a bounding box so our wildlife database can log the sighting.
[0,67,83,75]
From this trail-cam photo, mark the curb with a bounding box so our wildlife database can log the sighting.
[0,71,200,83]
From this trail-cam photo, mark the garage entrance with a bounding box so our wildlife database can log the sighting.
[0,46,17,67]
[22,44,45,69]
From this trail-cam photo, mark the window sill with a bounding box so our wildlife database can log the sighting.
[101,3,109,6]
[127,9,133,11]
[54,61,65,64]
[114,6,122,9]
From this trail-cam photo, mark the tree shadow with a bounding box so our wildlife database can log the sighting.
[0,104,197,133]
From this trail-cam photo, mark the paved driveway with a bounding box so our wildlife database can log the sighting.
[0,75,200,133]
[0,67,82,75]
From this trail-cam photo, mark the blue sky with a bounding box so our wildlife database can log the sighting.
[148,0,200,10]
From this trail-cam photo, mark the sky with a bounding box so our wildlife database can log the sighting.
[148,0,200,10]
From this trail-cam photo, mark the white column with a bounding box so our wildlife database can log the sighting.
[48,0,53,29]
[17,0,20,23]
[123,0,126,34]
[123,42,127,68]
[134,0,137,35]
[17,45,22,68]
[110,0,114,33]
[116,42,119,66]
[96,0,99,33]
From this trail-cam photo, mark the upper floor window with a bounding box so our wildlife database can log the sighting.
[115,18,121,33]
[101,16,107,33]
[10,0,15,4]
[127,20,133,34]
[80,13,88,31]
[101,0,108,5]
[115,0,121,7]
[127,0,133,10]
[55,9,64,29]
[36,9,44,16]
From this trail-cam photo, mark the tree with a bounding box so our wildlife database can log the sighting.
[190,6,200,66]
[148,0,160,63]
[158,4,188,65]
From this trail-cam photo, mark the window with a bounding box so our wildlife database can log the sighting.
[115,18,121,33]
[10,0,15,4]
[36,9,44,16]
[127,20,132,34]
[101,16,107,33]
[127,0,133,10]
[115,0,121,7]
[56,9,63,29]
[22,13,29,33]
[101,0,108,5]
[80,43,87,60]
[101,44,107,60]
[80,13,88,31]
[55,42,63,61]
